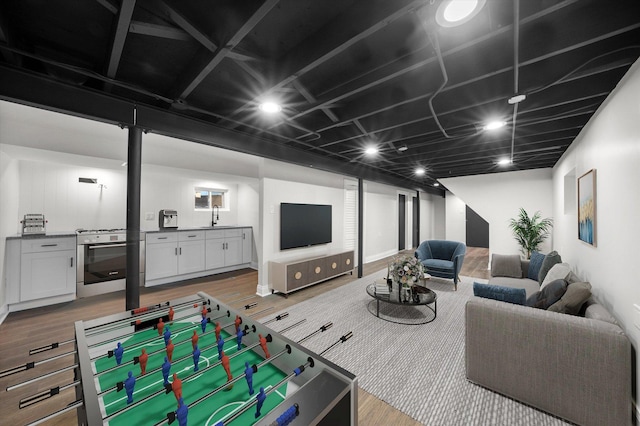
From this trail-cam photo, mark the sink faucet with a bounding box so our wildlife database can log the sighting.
[211,205,219,227]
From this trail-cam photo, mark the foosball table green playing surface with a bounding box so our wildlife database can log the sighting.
[71,292,357,426]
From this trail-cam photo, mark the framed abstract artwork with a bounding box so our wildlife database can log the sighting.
[578,169,596,246]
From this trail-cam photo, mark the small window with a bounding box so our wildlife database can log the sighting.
[195,187,228,210]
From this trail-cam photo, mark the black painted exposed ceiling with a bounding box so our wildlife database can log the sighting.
[0,0,639,191]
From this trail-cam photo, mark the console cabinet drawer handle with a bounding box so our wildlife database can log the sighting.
[41,243,58,247]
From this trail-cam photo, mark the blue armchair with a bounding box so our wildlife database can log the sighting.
[415,240,466,290]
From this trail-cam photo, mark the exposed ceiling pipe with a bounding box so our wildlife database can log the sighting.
[510,0,521,163]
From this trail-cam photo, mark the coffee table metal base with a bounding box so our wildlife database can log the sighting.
[367,298,437,325]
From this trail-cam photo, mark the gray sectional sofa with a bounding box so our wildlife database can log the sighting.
[465,254,632,426]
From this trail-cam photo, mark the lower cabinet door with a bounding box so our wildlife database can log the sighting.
[178,240,205,274]
[20,250,75,301]
[224,237,243,267]
[146,242,178,280]
[205,239,225,270]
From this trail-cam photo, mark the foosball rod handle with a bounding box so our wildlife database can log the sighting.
[29,338,75,355]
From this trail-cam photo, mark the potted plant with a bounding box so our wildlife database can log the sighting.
[508,208,553,259]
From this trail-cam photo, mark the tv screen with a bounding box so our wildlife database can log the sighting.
[280,203,332,250]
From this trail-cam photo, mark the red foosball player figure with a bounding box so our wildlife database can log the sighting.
[139,348,149,375]
[166,339,175,362]
[258,334,270,358]
[157,318,165,336]
[171,373,183,401]
[191,330,199,350]
[168,306,175,322]
[234,315,242,333]
[220,351,233,390]
[215,322,222,340]
[201,305,208,319]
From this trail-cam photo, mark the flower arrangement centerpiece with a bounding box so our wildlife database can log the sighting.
[389,254,423,288]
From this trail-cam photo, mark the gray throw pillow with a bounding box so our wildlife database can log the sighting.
[491,254,522,278]
[538,250,561,285]
[547,281,592,315]
[526,278,567,309]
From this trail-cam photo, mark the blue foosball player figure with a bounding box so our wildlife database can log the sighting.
[176,397,188,426]
[217,335,225,360]
[244,362,254,395]
[200,316,208,333]
[124,371,136,404]
[236,328,244,350]
[163,326,172,346]
[255,387,266,418]
[192,345,201,372]
[114,342,124,365]
[162,356,171,385]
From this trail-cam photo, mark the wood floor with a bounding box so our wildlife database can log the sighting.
[0,247,489,425]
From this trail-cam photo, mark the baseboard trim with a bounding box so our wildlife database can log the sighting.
[0,303,8,326]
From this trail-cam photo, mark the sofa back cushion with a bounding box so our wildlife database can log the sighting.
[491,254,522,278]
[527,251,545,280]
[538,250,562,284]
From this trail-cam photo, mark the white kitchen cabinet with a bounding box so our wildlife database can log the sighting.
[205,237,225,270]
[146,231,206,281]
[5,236,76,311]
[146,227,252,287]
[242,228,253,264]
[145,240,178,280]
[177,232,205,274]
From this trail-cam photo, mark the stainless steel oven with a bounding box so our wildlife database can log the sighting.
[76,229,145,298]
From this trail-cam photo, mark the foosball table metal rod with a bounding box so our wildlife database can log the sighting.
[274,319,306,335]
[19,380,81,409]
[0,349,76,379]
[25,399,84,426]
[296,322,333,343]
[6,364,78,392]
[319,331,353,356]
[84,298,212,336]
[29,338,76,355]
[246,306,274,317]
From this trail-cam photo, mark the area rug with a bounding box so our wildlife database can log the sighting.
[261,270,570,425]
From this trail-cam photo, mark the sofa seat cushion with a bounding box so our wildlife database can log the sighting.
[421,258,453,271]
[488,277,540,299]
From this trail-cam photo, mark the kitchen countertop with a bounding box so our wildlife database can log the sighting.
[145,226,250,233]
[6,232,77,240]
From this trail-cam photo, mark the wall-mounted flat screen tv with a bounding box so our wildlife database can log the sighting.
[280,203,332,250]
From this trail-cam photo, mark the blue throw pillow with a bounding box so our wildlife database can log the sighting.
[473,282,526,305]
[528,251,545,281]
[526,278,568,309]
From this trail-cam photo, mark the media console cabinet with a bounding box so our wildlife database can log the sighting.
[269,249,354,295]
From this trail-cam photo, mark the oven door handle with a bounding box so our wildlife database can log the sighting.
[87,243,127,249]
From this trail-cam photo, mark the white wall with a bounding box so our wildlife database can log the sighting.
[362,182,399,263]
[0,150,20,318]
[418,191,440,243]
[552,59,640,399]
[445,192,467,243]
[440,168,553,260]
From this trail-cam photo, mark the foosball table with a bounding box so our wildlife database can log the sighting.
[4,291,357,425]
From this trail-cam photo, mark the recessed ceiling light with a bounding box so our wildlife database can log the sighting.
[121,162,127,167]
[433,182,440,187]
[397,145,408,152]
[365,146,378,155]
[497,158,512,166]
[259,101,282,114]
[415,167,426,175]
[484,120,506,131]
[435,0,486,28]
[508,94,527,104]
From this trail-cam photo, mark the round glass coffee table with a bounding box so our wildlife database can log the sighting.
[366,283,437,325]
